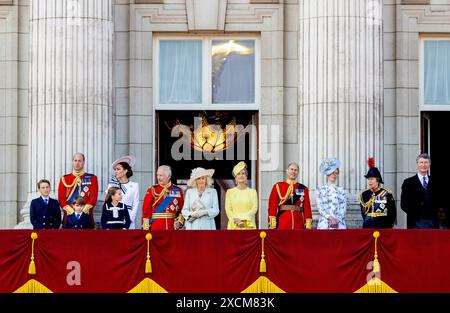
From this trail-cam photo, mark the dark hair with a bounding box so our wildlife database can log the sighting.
[73,196,85,206]
[37,179,51,190]
[105,187,120,204]
[117,162,133,178]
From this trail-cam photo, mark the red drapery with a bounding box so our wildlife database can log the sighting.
[1,229,449,293]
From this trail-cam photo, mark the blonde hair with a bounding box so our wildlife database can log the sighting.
[105,187,120,204]
[195,176,213,189]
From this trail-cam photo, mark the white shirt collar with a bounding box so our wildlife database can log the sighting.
[41,196,49,201]
[417,173,428,180]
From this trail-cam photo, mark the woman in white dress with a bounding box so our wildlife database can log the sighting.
[107,155,140,229]
[182,167,219,230]
[316,157,347,229]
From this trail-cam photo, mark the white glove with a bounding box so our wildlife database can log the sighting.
[190,210,200,219]
[197,209,208,217]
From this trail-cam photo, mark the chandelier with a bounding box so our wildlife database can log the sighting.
[172,115,251,153]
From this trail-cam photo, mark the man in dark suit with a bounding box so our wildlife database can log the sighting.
[30,179,62,229]
[401,153,438,229]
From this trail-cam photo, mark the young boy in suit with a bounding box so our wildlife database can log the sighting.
[30,179,62,229]
[64,196,94,229]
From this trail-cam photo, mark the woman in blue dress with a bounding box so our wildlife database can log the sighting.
[317,158,347,229]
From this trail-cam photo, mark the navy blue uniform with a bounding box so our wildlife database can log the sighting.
[360,188,396,228]
[64,212,93,229]
[30,197,61,229]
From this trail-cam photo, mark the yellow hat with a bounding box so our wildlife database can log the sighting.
[232,161,247,177]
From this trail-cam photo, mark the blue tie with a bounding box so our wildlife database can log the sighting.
[422,176,428,189]
[44,198,48,205]
[77,213,81,220]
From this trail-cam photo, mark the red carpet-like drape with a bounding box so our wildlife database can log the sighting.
[1,229,449,293]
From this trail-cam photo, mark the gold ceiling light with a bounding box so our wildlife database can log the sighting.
[172,117,250,153]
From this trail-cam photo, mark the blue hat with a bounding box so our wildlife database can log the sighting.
[319,157,340,175]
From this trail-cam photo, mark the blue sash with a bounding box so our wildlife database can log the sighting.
[66,174,94,204]
[149,186,180,226]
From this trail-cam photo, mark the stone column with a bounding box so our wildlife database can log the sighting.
[16,0,113,228]
[298,0,383,227]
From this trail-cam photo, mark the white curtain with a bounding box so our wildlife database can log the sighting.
[159,40,202,104]
[424,40,450,105]
[212,40,255,104]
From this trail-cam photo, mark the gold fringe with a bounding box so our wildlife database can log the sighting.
[128,278,168,293]
[259,231,267,273]
[241,276,285,293]
[28,232,38,275]
[14,279,53,293]
[145,233,152,274]
[354,277,397,293]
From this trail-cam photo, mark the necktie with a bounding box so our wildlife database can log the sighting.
[423,176,428,189]
[44,198,48,205]
[77,213,80,220]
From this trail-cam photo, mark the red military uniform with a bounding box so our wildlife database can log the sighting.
[58,171,98,226]
[142,183,184,230]
[268,180,312,229]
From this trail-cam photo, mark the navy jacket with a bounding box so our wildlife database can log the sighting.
[64,212,94,229]
[30,197,62,229]
[101,202,131,230]
[401,175,437,229]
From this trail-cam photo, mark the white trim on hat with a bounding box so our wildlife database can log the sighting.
[111,155,136,170]
[187,168,215,188]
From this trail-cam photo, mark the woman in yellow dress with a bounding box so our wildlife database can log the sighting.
[225,161,258,229]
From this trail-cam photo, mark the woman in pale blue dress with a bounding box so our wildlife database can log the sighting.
[182,167,219,230]
[317,158,347,229]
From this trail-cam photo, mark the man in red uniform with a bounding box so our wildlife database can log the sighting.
[142,165,184,230]
[58,153,98,227]
[268,162,312,229]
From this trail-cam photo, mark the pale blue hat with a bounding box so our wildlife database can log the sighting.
[319,157,340,175]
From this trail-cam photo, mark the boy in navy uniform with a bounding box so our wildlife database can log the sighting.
[30,179,62,229]
[360,158,396,229]
[64,196,94,229]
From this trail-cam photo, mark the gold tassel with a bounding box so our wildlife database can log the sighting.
[354,230,397,293]
[28,232,38,275]
[259,231,267,273]
[372,231,380,273]
[145,233,152,274]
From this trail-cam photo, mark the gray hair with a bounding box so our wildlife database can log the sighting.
[287,162,299,170]
[416,153,431,164]
[158,165,172,178]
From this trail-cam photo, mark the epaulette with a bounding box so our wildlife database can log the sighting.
[383,188,393,194]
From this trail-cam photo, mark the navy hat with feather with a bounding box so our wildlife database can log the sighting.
[364,157,383,184]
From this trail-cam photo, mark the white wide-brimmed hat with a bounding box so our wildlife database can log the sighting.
[111,155,136,170]
[187,167,215,187]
